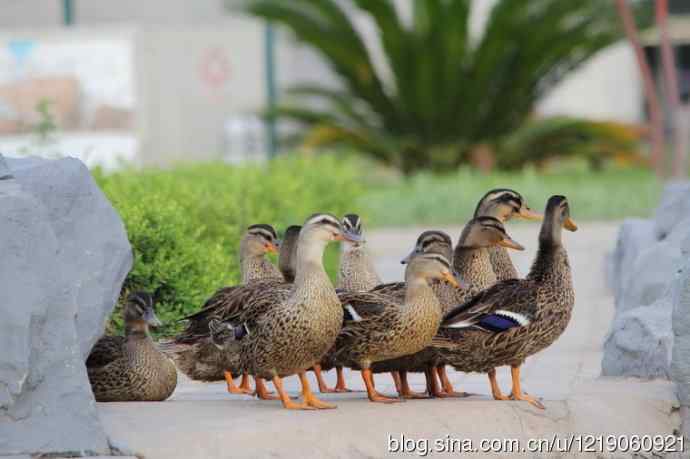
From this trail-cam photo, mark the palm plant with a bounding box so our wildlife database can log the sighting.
[241,0,644,173]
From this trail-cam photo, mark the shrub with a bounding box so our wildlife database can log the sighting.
[95,153,364,335]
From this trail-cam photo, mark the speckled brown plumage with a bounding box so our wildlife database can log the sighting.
[240,224,282,284]
[336,245,381,292]
[331,254,454,373]
[166,223,298,382]
[434,196,576,382]
[236,214,347,382]
[473,189,541,281]
[87,293,177,402]
[369,218,517,375]
[336,214,381,292]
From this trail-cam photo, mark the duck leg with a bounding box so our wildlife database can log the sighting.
[310,364,332,393]
[361,368,401,403]
[391,371,402,394]
[425,366,444,398]
[487,368,510,401]
[271,375,313,410]
[333,366,352,392]
[224,370,253,395]
[399,370,428,399]
[299,372,336,409]
[436,366,470,398]
[255,377,280,400]
[508,365,545,409]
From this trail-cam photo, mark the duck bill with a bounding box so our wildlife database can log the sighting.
[265,242,279,254]
[400,248,416,264]
[442,271,462,289]
[498,237,525,251]
[518,207,543,221]
[144,309,162,328]
[564,217,578,232]
[342,230,364,244]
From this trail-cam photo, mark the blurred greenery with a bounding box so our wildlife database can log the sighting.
[359,163,661,227]
[241,0,648,173]
[94,154,363,335]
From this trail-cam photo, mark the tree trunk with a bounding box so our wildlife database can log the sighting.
[615,0,665,177]
[657,0,687,178]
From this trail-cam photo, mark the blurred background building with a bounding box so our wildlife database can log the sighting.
[0,0,687,168]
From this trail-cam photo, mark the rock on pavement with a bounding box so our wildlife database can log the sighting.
[0,155,132,456]
[605,181,690,441]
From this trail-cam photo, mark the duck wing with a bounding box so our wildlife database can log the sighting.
[176,279,289,343]
[442,279,538,332]
[86,336,125,368]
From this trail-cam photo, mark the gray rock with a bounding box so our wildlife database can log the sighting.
[654,181,690,240]
[5,156,132,358]
[671,259,690,406]
[0,154,13,180]
[609,218,656,300]
[602,300,673,378]
[618,240,682,312]
[0,156,132,455]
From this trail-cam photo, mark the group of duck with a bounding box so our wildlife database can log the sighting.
[86,189,577,411]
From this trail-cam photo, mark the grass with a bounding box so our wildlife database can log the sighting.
[358,165,662,227]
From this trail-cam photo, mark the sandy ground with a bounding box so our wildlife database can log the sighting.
[98,222,681,458]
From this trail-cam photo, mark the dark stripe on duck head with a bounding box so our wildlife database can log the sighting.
[342,214,361,232]
[248,224,278,241]
[305,213,341,230]
[417,230,452,252]
[474,189,523,216]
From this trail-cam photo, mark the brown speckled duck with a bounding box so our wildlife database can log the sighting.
[370,219,524,398]
[240,224,282,284]
[87,292,177,402]
[474,189,542,281]
[332,253,459,403]
[336,214,381,292]
[165,224,300,396]
[434,195,577,409]
[222,213,360,409]
[314,214,381,393]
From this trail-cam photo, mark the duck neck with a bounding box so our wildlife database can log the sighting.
[453,244,496,294]
[338,244,381,291]
[403,275,441,318]
[292,235,336,300]
[527,237,570,286]
[125,323,152,342]
[241,254,276,283]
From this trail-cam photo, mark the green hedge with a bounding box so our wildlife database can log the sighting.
[95,154,363,335]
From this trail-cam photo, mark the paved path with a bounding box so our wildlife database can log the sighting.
[98,222,680,458]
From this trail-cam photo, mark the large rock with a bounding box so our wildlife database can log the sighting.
[6,156,132,358]
[617,240,682,312]
[608,218,656,300]
[654,181,690,240]
[602,299,673,378]
[671,258,690,407]
[0,155,132,455]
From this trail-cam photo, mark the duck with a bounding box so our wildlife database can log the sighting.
[331,253,459,403]
[336,214,381,292]
[278,225,302,282]
[87,292,177,402]
[434,195,577,409]
[239,224,282,284]
[314,214,382,393]
[370,219,524,398]
[223,213,360,409]
[473,189,542,281]
[165,224,300,396]
[365,230,455,396]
